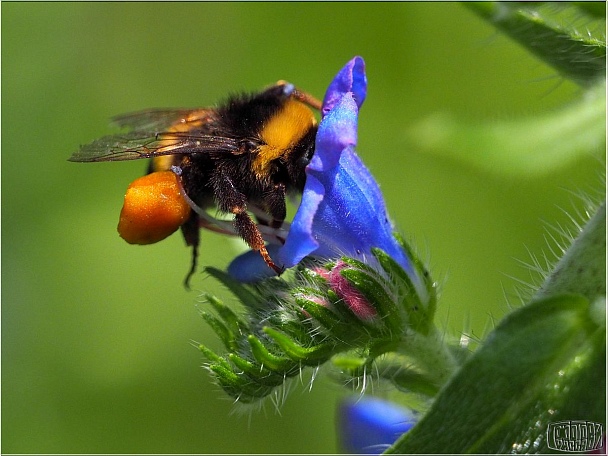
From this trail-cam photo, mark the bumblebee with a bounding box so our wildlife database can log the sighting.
[70,82,322,287]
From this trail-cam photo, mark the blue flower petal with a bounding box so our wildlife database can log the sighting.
[338,396,416,454]
[228,56,416,283]
[322,56,367,115]
[227,245,280,282]
[309,93,359,172]
[275,173,324,268]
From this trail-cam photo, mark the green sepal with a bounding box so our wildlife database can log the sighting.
[257,301,313,345]
[207,361,275,402]
[263,327,337,366]
[247,334,295,372]
[227,353,287,387]
[293,294,345,332]
[339,267,404,336]
[391,235,438,318]
[295,264,330,288]
[371,247,433,335]
[325,289,383,337]
[340,256,382,277]
[293,293,366,344]
[198,343,227,366]
[204,293,248,340]
[199,311,236,352]
[331,353,368,371]
[271,317,315,347]
[393,233,432,283]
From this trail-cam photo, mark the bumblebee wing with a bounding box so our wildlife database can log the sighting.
[111,108,212,131]
[69,131,241,162]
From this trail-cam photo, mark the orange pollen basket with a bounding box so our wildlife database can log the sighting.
[117,171,191,245]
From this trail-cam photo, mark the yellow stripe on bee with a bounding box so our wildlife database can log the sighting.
[253,100,317,177]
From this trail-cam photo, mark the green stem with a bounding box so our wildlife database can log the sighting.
[399,325,459,389]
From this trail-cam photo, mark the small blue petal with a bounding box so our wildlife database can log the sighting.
[309,93,358,172]
[276,174,324,268]
[338,396,416,454]
[322,56,367,115]
[228,245,280,282]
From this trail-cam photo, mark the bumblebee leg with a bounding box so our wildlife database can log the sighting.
[180,212,200,290]
[234,212,283,275]
[261,183,287,229]
[214,171,283,275]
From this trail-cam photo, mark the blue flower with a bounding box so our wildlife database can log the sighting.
[338,396,417,454]
[228,56,416,283]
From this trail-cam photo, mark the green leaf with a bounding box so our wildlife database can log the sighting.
[408,80,606,177]
[573,2,606,19]
[465,2,606,86]
[386,293,605,454]
[535,202,606,302]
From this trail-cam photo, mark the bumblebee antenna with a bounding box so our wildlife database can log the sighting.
[276,80,322,111]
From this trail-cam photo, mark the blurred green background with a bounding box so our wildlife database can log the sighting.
[2,2,602,453]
